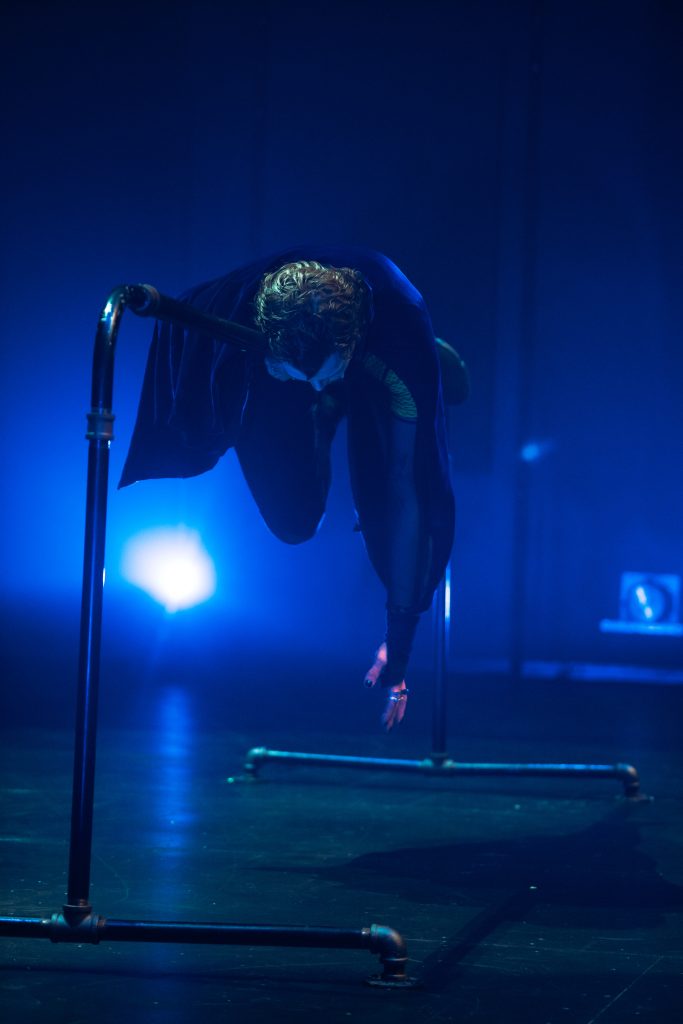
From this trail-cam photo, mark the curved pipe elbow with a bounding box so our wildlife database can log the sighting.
[368,923,408,960]
[615,762,642,798]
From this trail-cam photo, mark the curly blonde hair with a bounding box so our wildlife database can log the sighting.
[253,260,372,372]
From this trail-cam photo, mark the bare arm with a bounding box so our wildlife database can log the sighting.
[364,415,429,728]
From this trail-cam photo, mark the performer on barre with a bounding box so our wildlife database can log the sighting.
[120,246,467,729]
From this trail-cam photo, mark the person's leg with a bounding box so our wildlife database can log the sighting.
[235,365,344,544]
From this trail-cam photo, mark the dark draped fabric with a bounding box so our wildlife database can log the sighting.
[120,245,455,615]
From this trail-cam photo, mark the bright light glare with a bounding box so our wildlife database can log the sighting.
[121,526,217,612]
[444,564,452,628]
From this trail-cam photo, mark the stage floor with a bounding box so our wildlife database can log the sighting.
[1,681,682,1023]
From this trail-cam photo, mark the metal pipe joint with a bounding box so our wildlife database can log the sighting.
[50,906,104,944]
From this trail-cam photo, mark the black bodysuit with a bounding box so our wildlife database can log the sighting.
[120,246,455,681]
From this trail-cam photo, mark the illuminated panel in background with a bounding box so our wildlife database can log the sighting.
[600,572,683,637]
[121,525,217,613]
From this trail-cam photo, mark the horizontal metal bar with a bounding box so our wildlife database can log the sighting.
[100,921,372,949]
[243,748,641,796]
[0,916,49,938]
[124,284,266,353]
[246,748,435,772]
[0,913,410,984]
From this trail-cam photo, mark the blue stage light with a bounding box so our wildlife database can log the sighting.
[520,439,555,463]
[121,525,217,612]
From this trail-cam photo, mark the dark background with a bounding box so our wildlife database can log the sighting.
[1,0,681,730]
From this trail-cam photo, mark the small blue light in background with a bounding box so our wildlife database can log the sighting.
[121,525,217,612]
[520,439,555,463]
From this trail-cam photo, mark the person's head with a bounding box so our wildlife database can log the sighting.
[254,260,372,390]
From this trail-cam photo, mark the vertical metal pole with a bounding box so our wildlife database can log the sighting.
[65,290,123,913]
[431,397,454,763]
[61,286,262,917]
[510,2,545,678]
[431,571,448,761]
[66,436,111,909]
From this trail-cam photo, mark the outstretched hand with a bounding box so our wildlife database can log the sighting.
[364,642,409,731]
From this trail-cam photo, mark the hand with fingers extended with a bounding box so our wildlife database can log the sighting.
[363,642,409,731]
